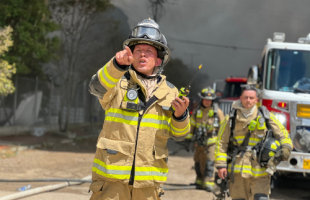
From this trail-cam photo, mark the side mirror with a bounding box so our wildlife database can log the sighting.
[247,65,259,85]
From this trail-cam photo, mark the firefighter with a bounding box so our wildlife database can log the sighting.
[215,84,293,200]
[187,87,224,191]
[88,18,190,200]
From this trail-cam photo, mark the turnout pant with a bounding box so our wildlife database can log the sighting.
[194,146,207,184]
[229,173,270,200]
[204,143,216,187]
[90,181,162,200]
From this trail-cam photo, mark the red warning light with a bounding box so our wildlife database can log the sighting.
[278,102,287,108]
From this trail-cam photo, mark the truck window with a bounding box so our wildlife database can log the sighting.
[223,82,243,98]
[265,49,310,92]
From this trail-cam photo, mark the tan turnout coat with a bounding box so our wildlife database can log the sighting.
[215,105,293,178]
[89,58,190,192]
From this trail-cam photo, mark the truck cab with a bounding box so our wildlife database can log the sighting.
[219,77,247,115]
[248,32,310,176]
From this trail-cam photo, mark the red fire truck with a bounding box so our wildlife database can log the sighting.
[218,77,247,115]
[248,32,310,182]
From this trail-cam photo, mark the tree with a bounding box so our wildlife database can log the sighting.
[47,0,113,132]
[0,0,59,76]
[0,26,16,96]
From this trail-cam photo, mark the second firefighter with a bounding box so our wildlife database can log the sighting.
[187,87,224,191]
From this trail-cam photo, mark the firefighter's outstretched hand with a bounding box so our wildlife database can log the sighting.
[218,168,227,180]
[116,46,134,65]
[172,96,189,118]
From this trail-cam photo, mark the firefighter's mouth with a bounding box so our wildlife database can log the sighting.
[139,59,147,64]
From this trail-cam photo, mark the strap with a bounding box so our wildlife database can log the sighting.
[230,109,237,131]
[258,106,271,130]
[228,108,251,183]
[213,103,219,114]
[258,106,270,119]
[213,103,219,124]
[142,95,158,114]
[239,131,251,157]
[229,146,239,183]
[123,71,131,80]
[126,102,145,111]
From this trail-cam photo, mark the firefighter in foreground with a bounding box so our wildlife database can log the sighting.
[215,85,293,200]
[88,19,190,200]
[187,87,224,191]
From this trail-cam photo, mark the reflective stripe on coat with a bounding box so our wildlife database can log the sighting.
[215,105,293,178]
[91,57,190,188]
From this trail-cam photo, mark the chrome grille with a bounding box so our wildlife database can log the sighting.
[219,102,233,115]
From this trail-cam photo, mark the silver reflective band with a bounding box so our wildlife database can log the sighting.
[132,26,161,40]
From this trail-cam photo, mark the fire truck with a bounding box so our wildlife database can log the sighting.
[247,32,310,180]
[218,77,247,115]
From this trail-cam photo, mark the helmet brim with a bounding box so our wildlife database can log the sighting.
[198,93,216,100]
[123,38,171,66]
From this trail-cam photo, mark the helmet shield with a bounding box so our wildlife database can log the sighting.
[131,26,161,41]
[123,18,171,69]
[198,87,217,100]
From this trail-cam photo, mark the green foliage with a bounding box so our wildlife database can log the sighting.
[0,26,16,96]
[0,0,59,76]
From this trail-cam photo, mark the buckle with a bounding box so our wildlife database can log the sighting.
[126,102,145,111]
[246,146,252,151]
[127,102,139,110]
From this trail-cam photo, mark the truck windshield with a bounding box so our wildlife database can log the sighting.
[223,82,243,98]
[265,49,310,92]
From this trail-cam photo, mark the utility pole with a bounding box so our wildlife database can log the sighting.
[184,53,201,68]
[149,0,166,23]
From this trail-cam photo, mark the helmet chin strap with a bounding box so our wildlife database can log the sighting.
[156,63,164,75]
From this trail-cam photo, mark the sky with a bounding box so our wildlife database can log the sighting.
[111,0,310,89]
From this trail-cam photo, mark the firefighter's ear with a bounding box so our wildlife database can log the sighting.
[155,58,162,67]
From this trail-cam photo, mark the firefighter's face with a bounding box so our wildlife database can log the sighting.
[132,44,162,76]
[240,90,258,109]
[202,99,212,107]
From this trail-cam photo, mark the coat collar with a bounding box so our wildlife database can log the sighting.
[127,69,170,101]
[236,106,258,125]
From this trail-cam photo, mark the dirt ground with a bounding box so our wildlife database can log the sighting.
[1,127,310,200]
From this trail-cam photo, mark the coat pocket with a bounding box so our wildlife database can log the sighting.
[89,181,105,193]
[97,137,133,156]
[154,146,169,159]
[154,145,169,165]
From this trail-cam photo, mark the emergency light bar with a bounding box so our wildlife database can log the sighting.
[273,32,285,42]
[298,33,310,44]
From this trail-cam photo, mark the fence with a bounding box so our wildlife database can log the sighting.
[0,76,105,134]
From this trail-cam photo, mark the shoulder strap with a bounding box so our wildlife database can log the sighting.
[193,105,201,117]
[142,96,158,114]
[123,71,131,80]
[257,106,271,130]
[258,105,270,119]
[213,103,219,114]
[229,108,237,131]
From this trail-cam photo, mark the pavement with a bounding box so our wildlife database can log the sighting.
[1,128,310,200]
